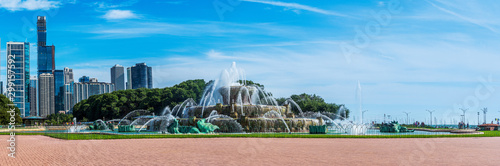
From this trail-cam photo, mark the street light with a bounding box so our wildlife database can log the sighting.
[362,110,368,124]
[403,112,411,125]
[477,112,480,125]
[481,108,487,124]
[460,108,468,123]
[426,110,435,126]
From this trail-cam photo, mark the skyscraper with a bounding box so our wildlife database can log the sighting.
[73,82,114,104]
[6,42,30,117]
[127,67,132,89]
[111,64,125,91]
[29,76,37,116]
[37,16,56,116]
[39,73,54,117]
[64,67,73,84]
[37,16,55,75]
[130,63,153,89]
[63,68,74,113]
[54,70,65,114]
[79,76,90,83]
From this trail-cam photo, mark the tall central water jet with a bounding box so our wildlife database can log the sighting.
[182,62,320,133]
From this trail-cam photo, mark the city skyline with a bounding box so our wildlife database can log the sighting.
[1,0,500,123]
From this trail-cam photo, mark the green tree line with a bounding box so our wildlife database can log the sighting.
[73,79,207,121]
[276,93,349,118]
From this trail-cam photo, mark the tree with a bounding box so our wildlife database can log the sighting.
[46,113,74,125]
[0,94,22,125]
[72,79,208,121]
[276,93,349,118]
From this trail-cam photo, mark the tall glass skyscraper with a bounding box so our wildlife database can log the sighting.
[6,42,30,117]
[111,64,125,91]
[37,16,56,116]
[130,63,153,89]
[54,70,65,113]
[37,16,55,75]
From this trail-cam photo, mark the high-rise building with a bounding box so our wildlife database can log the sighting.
[37,16,55,75]
[29,76,37,116]
[64,83,74,113]
[89,78,98,83]
[73,82,114,104]
[64,67,73,84]
[6,42,31,117]
[39,73,54,117]
[129,63,153,89]
[63,68,74,113]
[37,16,56,117]
[126,67,132,89]
[54,70,65,113]
[111,64,125,91]
[79,76,89,83]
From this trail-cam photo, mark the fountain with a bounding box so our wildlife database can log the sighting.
[68,117,86,133]
[88,119,110,130]
[177,62,321,133]
[380,121,414,133]
[111,62,367,134]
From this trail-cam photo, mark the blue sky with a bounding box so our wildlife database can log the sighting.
[1,0,500,124]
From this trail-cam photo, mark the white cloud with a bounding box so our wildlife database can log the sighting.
[78,21,306,39]
[426,0,499,34]
[241,0,348,17]
[0,0,60,11]
[102,9,138,20]
[93,0,138,9]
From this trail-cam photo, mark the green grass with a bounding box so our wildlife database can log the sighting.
[2,131,499,140]
[0,132,46,135]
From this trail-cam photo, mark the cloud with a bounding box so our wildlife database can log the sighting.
[93,0,138,9]
[0,0,60,11]
[79,21,305,39]
[241,0,348,17]
[426,0,499,34]
[102,9,138,20]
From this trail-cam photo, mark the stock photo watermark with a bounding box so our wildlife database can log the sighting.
[443,75,495,122]
[399,74,495,165]
[213,0,241,21]
[7,104,16,158]
[340,0,405,64]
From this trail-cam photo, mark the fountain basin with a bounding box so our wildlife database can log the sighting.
[187,104,292,118]
[118,125,136,132]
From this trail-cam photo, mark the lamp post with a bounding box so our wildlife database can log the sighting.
[481,108,487,124]
[362,110,368,124]
[460,108,468,123]
[426,110,435,126]
[477,112,480,125]
[403,112,410,125]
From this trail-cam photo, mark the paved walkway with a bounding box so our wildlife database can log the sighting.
[1,135,499,165]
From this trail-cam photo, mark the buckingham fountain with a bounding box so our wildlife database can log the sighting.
[98,62,370,134]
